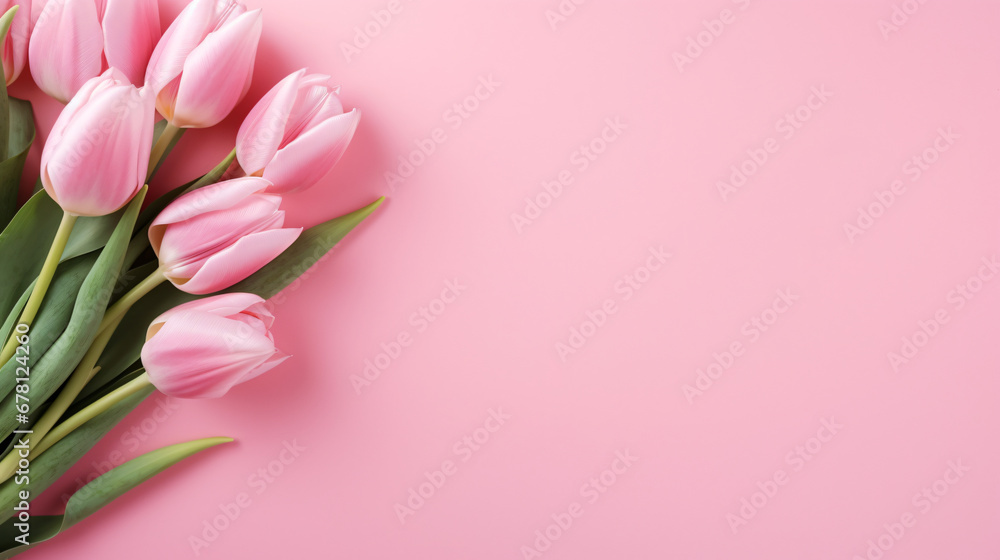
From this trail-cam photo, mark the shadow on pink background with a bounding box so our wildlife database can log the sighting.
[11,0,1000,558]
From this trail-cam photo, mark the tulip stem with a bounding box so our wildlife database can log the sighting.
[148,123,182,180]
[0,371,153,483]
[33,373,153,463]
[0,212,77,368]
[99,268,167,334]
[0,316,123,481]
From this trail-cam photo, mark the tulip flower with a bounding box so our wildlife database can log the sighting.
[41,68,155,217]
[237,69,361,194]
[29,0,160,103]
[0,0,30,86]
[149,177,301,295]
[145,0,262,130]
[141,293,288,398]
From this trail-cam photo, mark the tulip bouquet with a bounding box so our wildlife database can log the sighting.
[0,0,377,554]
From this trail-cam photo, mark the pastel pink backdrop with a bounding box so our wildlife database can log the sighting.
[11,0,1000,558]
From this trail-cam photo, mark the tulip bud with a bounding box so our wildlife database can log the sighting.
[145,0,262,128]
[0,1,30,86]
[40,68,155,217]
[149,177,301,295]
[237,69,360,194]
[29,0,160,103]
[142,293,288,399]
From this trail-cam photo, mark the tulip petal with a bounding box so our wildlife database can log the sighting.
[102,0,160,86]
[156,193,284,268]
[263,109,360,194]
[236,69,305,175]
[29,0,104,102]
[144,0,215,93]
[147,292,267,339]
[171,227,302,294]
[150,177,270,235]
[170,9,262,128]
[142,309,276,398]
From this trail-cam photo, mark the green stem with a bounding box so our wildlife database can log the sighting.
[0,316,122,482]
[98,268,166,334]
[0,212,77,368]
[148,123,182,181]
[34,373,153,461]
[0,372,153,483]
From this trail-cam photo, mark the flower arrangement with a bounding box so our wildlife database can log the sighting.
[0,0,380,554]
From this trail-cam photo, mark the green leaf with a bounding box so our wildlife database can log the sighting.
[0,384,154,527]
[0,190,146,437]
[88,197,386,398]
[0,99,34,229]
[0,435,228,556]
[0,189,134,329]
[146,121,186,181]
[0,254,99,402]
[0,193,61,326]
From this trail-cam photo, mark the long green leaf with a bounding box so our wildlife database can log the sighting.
[0,436,230,557]
[88,197,386,398]
[0,254,99,401]
[0,190,146,437]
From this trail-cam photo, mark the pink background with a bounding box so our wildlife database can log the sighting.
[11,0,1000,558]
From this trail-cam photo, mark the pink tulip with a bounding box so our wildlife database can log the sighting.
[41,68,155,217]
[29,0,160,103]
[145,0,261,128]
[142,293,288,399]
[149,177,301,295]
[1,1,31,86]
[237,69,361,194]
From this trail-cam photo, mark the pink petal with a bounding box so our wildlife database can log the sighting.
[171,227,301,294]
[236,69,305,175]
[144,0,215,93]
[101,0,160,86]
[263,109,360,194]
[170,9,262,128]
[28,0,104,103]
[147,292,266,339]
[150,177,271,232]
[156,194,284,268]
